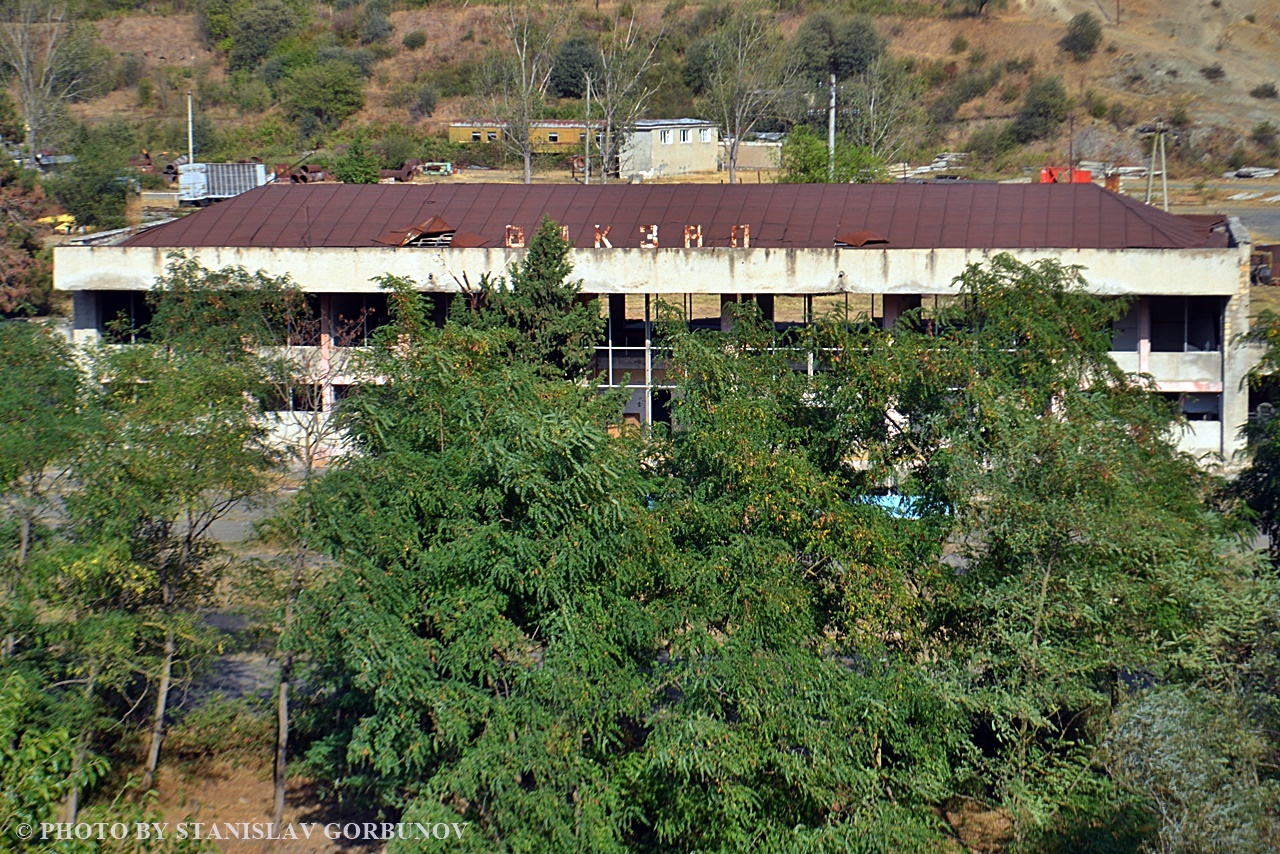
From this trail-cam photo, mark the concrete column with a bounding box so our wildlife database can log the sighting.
[430,293,449,328]
[318,294,334,413]
[1137,296,1150,375]
[1222,246,1254,461]
[752,294,775,324]
[720,294,739,332]
[882,294,921,328]
[608,295,627,343]
[71,291,101,346]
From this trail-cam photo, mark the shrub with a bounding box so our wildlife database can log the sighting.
[1250,82,1278,99]
[1013,75,1069,143]
[1252,121,1278,148]
[402,30,426,51]
[1083,88,1108,118]
[1169,103,1192,127]
[372,125,420,169]
[410,84,437,119]
[359,7,392,45]
[136,77,153,108]
[333,133,381,183]
[228,0,300,71]
[1060,12,1103,59]
[278,61,366,139]
[999,82,1020,103]
[234,75,272,114]
[166,696,272,762]
[949,34,968,54]
[318,46,376,77]
[967,121,1016,159]
[1107,686,1280,854]
[1200,63,1226,81]
[113,52,145,90]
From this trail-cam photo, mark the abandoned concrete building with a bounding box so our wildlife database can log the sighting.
[54,182,1254,459]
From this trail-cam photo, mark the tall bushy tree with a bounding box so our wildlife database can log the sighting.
[454,215,601,380]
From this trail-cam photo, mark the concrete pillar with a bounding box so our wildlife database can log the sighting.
[882,294,921,328]
[71,291,100,346]
[430,293,449,328]
[608,295,627,343]
[1137,296,1150,375]
[318,294,334,413]
[752,294,775,324]
[1222,246,1254,462]
[720,294,739,332]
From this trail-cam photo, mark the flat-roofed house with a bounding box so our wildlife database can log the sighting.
[54,181,1253,459]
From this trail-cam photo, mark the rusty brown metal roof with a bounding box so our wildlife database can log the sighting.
[122,183,1230,251]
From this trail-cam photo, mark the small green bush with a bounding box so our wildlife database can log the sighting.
[1250,82,1278,99]
[967,121,1016,160]
[1084,88,1108,118]
[1200,63,1226,81]
[333,133,381,184]
[1060,12,1103,60]
[278,61,366,139]
[949,34,968,54]
[1252,121,1277,148]
[410,84,437,119]
[402,30,427,51]
[1013,75,1069,143]
[359,7,392,45]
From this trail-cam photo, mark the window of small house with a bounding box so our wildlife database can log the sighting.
[680,129,691,143]
[548,132,559,143]
[659,129,672,144]
[487,131,496,141]
[471,131,481,141]
[699,128,712,143]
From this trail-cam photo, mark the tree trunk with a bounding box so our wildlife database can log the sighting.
[63,669,98,823]
[273,557,305,828]
[142,626,175,791]
[523,148,533,185]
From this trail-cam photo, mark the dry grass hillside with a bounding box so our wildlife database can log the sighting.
[70,0,1280,172]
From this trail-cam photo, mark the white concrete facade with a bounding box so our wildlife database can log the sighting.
[619,120,719,180]
[55,238,1254,463]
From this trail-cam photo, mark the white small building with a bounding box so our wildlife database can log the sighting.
[620,119,719,180]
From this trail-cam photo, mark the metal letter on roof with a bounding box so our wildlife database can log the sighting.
[639,224,659,248]
[683,225,703,248]
[505,225,525,248]
[594,224,612,249]
[559,225,570,242]
[730,224,750,248]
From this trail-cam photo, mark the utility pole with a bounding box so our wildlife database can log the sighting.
[186,91,194,165]
[828,73,836,182]
[1144,119,1169,211]
[584,73,591,185]
[1068,112,1075,182]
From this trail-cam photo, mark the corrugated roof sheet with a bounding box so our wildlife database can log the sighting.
[122,183,1230,251]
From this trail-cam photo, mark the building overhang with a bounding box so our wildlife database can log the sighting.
[53,244,1245,297]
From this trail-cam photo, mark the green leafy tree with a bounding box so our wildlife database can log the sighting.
[333,133,381,184]
[0,322,82,657]
[277,61,366,139]
[453,215,601,380]
[776,124,886,183]
[71,263,284,790]
[1013,75,1069,143]
[549,36,603,99]
[0,673,106,848]
[1060,12,1103,61]
[228,0,299,71]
